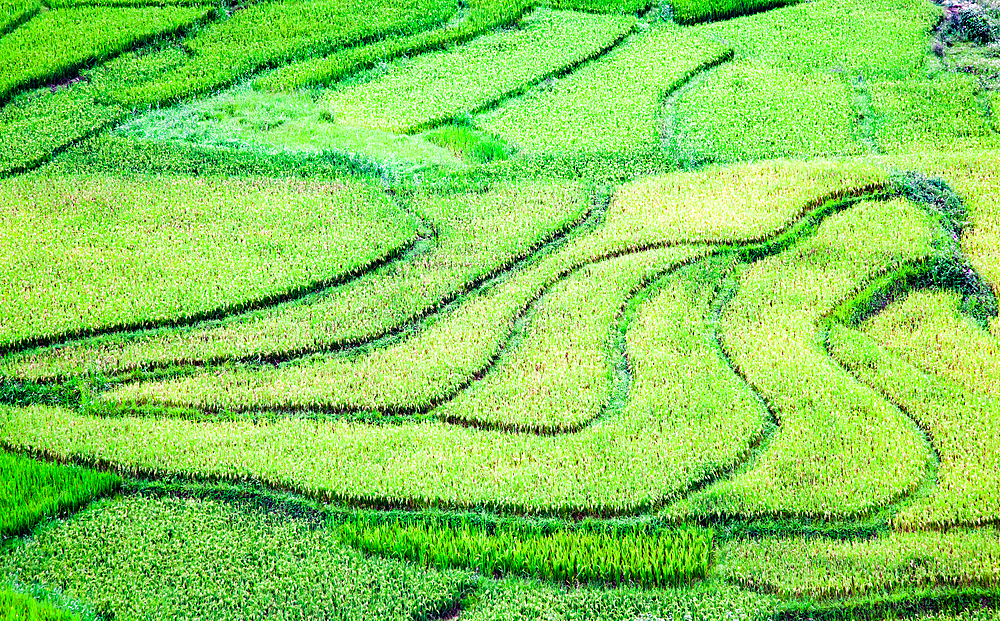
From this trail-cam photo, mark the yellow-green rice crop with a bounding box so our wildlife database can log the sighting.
[869,75,1000,155]
[680,199,936,518]
[665,61,864,164]
[326,10,636,133]
[669,0,799,24]
[478,27,733,155]
[0,175,417,351]
[1,495,475,621]
[434,249,696,432]
[0,6,210,102]
[100,246,700,415]
[2,181,588,379]
[859,290,999,397]
[721,529,1000,600]
[0,247,770,515]
[828,318,1000,530]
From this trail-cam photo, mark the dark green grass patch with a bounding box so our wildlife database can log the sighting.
[0,451,119,540]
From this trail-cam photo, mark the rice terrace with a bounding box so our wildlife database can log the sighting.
[2,0,1000,616]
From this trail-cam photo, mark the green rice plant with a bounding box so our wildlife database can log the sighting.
[664,61,864,165]
[1,495,475,621]
[331,514,713,587]
[325,10,636,134]
[858,290,999,397]
[110,0,458,109]
[465,580,779,621]
[0,590,77,621]
[116,85,469,174]
[424,124,510,164]
[45,0,211,7]
[433,248,698,432]
[546,0,652,14]
[828,315,1000,529]
[670,0,800,24]
[0,84,127,177]
[869,74,1000,155]
[0,247,773,514]
[721,529,1000,600]
[99,246,700,415]
[679,199,937,518]
[0,0,39,35]
[0,6,210,103]
[478,27,733,155]
[3,181,589,379]
[0,450,119,539]
[690,0,941,80]
[253,0,534,92]
[0,175,417,351]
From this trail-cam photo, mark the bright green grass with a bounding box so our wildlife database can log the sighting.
[828,307,1000,529]
[0,590,77,621]
[0,245,765,515]
[424,124,510,164]
[465,579,778,621]
[116,85,468,173]
[254,0,534,92]
[478,27,732,155]
[111,0,458,109]
[0,175,416,350]
[100,246,700,415]
[0,451,119,539]
[0,0,39,35]
[326,9,636,133]
[1,495,475,621]
[664,61,863,165]
[721,528,1000,600]
[333,514,713,587]
[677,199,935,518]
[2,181,589,379]
[869,74,1000,154]
[0,6,209,102]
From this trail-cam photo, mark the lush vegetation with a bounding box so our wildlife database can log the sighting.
[0,450,119,540]
[0,6,209,102]
[326,9,636,133]
[3,0,1000,616]
[0,590,77,621]
[479,27,733,155]
[332,513,713,587]
[0,175,416,351]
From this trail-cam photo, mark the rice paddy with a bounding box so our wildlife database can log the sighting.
[2,0,999,616]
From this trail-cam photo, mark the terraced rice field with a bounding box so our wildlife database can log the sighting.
[1,0,999,618]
